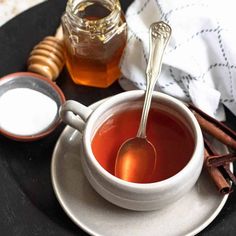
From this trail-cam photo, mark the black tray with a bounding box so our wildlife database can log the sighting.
[0,0,235,235]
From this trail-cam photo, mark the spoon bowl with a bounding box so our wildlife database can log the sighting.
[115,137,157,183]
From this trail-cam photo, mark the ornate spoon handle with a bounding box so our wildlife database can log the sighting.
[137,21,171,138]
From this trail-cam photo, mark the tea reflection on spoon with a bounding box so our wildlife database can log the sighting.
[115,22,171,183]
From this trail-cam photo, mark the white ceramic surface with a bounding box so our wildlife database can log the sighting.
[60,91,204,211]
[51,101,230,236]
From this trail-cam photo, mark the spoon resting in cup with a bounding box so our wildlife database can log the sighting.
[115,21,171,183]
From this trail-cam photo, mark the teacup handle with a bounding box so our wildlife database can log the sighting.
[59,100,93,132]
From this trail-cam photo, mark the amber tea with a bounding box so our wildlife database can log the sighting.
[92,107,195,183]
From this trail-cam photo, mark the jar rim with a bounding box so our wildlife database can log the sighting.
[66,0,121,29]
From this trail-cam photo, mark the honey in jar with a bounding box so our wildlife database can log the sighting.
[61,0,127,88]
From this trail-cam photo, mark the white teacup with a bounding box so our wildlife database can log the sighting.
[60,90,204,211]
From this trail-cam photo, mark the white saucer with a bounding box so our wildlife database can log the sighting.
[51,101,230,236]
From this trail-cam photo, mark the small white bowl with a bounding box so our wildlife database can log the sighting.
[0,72,65,141]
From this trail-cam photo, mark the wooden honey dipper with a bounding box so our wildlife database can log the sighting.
[27,26,64,81]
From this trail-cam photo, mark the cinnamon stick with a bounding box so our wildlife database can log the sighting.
[187,103,236,150]
[204,140,232,194]
[223,165,236,186]
[185,103,236,193]
[207,153,236,168]
[206,150,236,186]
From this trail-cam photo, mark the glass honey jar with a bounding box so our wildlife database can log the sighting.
[61,0,127,88]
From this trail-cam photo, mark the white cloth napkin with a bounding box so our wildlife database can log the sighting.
[120,0,236,120]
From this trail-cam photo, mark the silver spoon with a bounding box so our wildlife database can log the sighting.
[115,21,171,183]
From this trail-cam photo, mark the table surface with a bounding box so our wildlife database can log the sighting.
[0,0,236,235]
[0,0,45,26]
